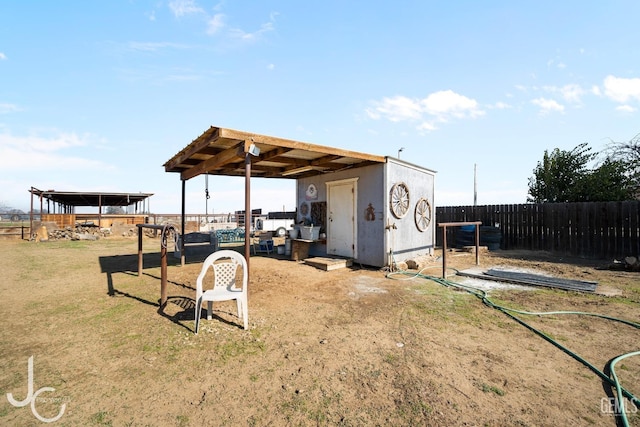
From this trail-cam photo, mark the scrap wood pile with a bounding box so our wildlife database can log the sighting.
[32,222,143,242]
[38,225,113,241]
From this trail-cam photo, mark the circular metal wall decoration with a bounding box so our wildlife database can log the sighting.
[389,182,410,219]
[305,183,318,200]
[414,197,432,232]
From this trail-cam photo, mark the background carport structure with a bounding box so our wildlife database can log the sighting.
[163,126,385,270]
[28,187,153,231]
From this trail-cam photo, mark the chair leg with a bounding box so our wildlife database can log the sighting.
[242,297,248,330]
[194,298,202,334]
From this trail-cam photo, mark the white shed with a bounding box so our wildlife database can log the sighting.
[295,158,436,267]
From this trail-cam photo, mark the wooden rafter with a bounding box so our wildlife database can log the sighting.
[164,126,386,181]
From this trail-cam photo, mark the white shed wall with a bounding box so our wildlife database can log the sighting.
[295,158,436,267]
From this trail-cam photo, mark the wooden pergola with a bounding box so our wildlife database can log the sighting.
[163,126,386,268]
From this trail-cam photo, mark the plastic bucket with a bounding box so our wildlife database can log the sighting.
[289,227,299,239]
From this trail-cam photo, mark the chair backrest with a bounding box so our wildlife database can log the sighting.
[197,250,247,292]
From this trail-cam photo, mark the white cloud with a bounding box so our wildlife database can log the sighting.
[2,131,86,152]
[531,97,565,114]
[417,122,437,132]
[206,13,225,35]
[168,3,277,43]
[615,105,636,113]
[602,75,640,103]
[0,52,6,60]
[366,90,484,132]
[0,131,114,172]
[421,90,483,119]
[366,96,422,122]
[558,84,584,103]
[127,41,189,52]
[228,20,274,41]
[547,58,566,70]
[0,103,20,114]
[491,101,512,109]
[267,63,275,71]
[539,84,585,104]
[169,0,204,17]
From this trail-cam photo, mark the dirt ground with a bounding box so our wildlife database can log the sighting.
[0,237,638,426]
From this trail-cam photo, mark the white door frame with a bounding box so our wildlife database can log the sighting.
[326,178,358,258]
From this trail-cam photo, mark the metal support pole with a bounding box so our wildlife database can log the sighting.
[137,225,143,276]
[160,237,167,311]
[475,223,480,266]
[244,152,251,271]
[136,224,174,312]
[181,179,186,267]
[29,187,34,241]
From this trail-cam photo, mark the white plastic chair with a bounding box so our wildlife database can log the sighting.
[194,250,248,333]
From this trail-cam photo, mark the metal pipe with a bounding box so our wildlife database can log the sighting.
[181,179,186,267]
[244,152,251,272]
[29,187,34,241]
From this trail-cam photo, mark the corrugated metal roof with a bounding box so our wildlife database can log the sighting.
[29,189,153,207]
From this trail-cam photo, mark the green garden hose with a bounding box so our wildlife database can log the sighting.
[387,266,639,425]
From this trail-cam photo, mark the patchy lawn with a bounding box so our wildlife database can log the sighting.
[0,238,638,426]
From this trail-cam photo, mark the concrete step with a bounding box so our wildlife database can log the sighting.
[304,257,353,271]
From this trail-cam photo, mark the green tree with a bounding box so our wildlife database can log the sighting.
[105,206,125,214]
[605,133,640,198]
[527,143,594,202]
[527,142,634,202]
[576,158,633,201]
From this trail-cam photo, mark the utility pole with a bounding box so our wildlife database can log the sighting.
[473,164,478,206]
[398,147,405,159]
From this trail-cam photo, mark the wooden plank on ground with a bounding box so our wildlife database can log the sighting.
[304,257,352,271]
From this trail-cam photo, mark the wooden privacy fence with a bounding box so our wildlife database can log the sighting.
[436,201,640,260]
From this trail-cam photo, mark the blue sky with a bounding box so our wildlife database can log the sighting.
[1,1,639,214]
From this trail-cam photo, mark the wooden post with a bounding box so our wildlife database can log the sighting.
[441,224,448,278]
[137,225,143,276]
[438,221,482,279]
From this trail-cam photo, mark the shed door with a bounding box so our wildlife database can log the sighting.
[327,178,357,258]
